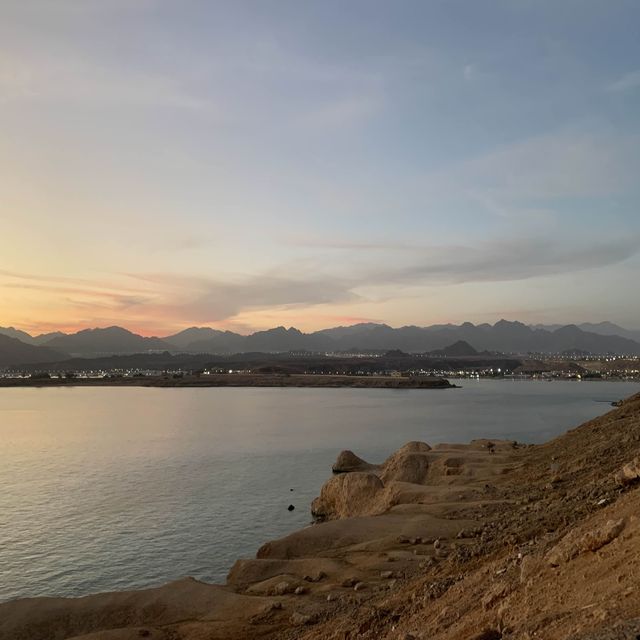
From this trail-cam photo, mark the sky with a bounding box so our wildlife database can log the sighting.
[1,0,639,336]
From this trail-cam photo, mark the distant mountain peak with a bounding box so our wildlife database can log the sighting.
[432,340,479,357]
[495,319,526,328]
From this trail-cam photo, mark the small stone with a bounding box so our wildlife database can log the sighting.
[380,570,394,579]
[341,577,358,588]
[397,535,410,544]
[290,612,314,626]
[269,601,283,610]
[433,539,442,550]
[354,581,367,591]
[304,572,326,582]
[273,581,292,595]
[294,586,307,595]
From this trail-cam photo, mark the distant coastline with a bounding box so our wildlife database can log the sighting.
[0,373,456,389]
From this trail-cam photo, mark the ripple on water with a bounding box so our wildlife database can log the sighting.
[1,381,638,601]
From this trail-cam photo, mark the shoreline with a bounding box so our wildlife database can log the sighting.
[1,374,636,390]
[0,373,456,389]
[1,393,640,639]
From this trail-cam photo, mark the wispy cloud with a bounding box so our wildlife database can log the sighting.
[286,236,422,251]
[383,234,640,286]
[5,232,637,331]
[0,50,207,110]
[130,272,359,323]
[449,128,633,200]
[295,94,381,129]
[606,69,640,93]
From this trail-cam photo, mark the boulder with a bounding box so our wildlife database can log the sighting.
[379,441,432,484]
[332,450,372,473]
[381,452,430,484]
[311,472,384,520]
[395,441,432,454]
[546,519,625,566]
[615,457,640,485]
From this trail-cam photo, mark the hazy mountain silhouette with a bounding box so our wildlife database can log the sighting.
[430,340,479,357]
[0,327,66,345]
[0,334,68,366]
[0,326,35,344]
[578,322,640,343]
[3,320,640,362]
[44,327,172,357]
[167,320,639,355]
[32,331,67,345]
[164,327,231,350]
[174,329,246,354]
[313,322,384,340]
[532,322,640,343]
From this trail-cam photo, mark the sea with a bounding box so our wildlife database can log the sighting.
[1,379,638,602]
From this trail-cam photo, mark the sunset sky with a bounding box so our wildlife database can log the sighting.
[1,0,639,336]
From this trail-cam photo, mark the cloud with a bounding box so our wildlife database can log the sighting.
[383,234,640,286]
[0,50,207,110]
[286,236,422,251]
[116,271,360,324]
[154,233,638,326]
[451,129,634,200]
[295,94,380,129]
[5,230,639,330]
[606,70,640,93]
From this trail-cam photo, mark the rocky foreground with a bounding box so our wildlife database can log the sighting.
[2,394,640,640]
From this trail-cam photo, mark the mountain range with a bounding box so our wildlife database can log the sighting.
[0,334,68,366]
[530,321,640,344]
[1,320,640,366]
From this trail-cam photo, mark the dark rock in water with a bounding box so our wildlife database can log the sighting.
[287,504,295,511]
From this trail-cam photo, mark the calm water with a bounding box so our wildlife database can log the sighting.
[1,380,638,602]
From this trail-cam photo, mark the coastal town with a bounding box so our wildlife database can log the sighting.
[2,350,639,384]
